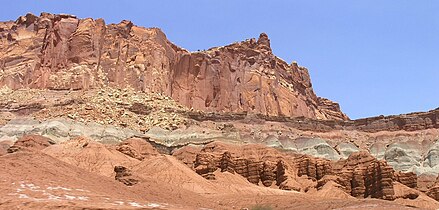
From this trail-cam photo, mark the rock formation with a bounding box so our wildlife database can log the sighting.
[1,11,439,210]
[427,176,439,201]
[7,134,54,153]
[181,142,426,201]
[43,136,140,177]
[115,137,159,160]
[346,109,439,132]
[0,140,11,155]
[394,171,418,189]
[338,152,395,200]
[114,165,139,186]
[0,12,347,120]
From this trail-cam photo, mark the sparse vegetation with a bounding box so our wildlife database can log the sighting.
[250,204,273,210]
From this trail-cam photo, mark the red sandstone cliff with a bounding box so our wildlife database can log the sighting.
[0,13,348,120]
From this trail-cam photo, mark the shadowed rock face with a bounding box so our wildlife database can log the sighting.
[425,175,439,202]
[0,13,347,120]
[114,165,139,186]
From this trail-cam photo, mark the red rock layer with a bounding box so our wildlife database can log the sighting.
[114,165,139,186]
[0,13,347,120]
[179,143,424,201]
[394,171,417,189]
[427,176,439,201]
[7,134,54,153]
[115,137,159,160]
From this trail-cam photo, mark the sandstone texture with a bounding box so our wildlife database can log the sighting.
[0,12,439,210]
[1,133,438,209]
[114,165,140,186]
[426,176,439,201]
[0,102,437,177]
[175,142,429,201]
[0,13,348,120]
[43,136,140,177]
[7,134,54,153]
[115,137,159,160]
[0,117,141,143]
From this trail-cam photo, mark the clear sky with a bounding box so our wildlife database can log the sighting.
[1,0,438,119]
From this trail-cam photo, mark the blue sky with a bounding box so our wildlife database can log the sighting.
[1,0,438,119]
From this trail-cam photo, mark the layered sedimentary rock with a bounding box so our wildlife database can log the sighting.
[0,13,178,92]
[0,13,347,120]
[327,152,397,200]
[296,155,332,181]
[189,142,298,189]
[182,143,422,201]
[346,109,439,132]
[427,176,439,201]
[394,171,417,189]
[317,97,349,121]
[186,105,438,133]
[171,33,347,120]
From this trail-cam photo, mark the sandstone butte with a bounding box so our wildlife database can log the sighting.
[1,12,439,210]
[0,12,348,121]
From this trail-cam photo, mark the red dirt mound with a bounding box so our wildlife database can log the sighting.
[43,136,140,177]
[115,137,159,160]
[7,135,54,153]
[0,150,210,209]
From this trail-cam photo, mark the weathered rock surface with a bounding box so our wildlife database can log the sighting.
[43,136,140,177]
[177,142,425,201]
[1,12,439,210]
[296,155,332,181]
[349,109,439,132]
[0,140,11,155]
[393,182,420,200]
[288,137,341,160]
[114,165,139,186]
[394,171,418,189]
[284,136,439,176]
[1,115,437,177]
[417,174,437,193]
[0,13,347,120]
[7,134,54,153]
[0,118,141,143]
[317,97,349,121]
[336,152,395,200]
[115,137,159,160]
[185,142,301,189]
[426,176,439,201]
[335,142,360,159]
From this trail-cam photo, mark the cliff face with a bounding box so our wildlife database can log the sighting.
[0,13,348,120]
[0,13,179,93]
[171,33,347,120]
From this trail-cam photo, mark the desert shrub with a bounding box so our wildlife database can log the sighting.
[250,204,273,210]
